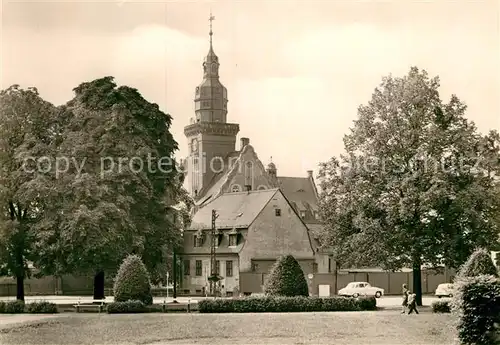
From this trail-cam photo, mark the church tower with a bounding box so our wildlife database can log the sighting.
[184,13,240,198]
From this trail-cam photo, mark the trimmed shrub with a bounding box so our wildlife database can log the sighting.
[113,254,153,305]
[431,300,451,313]
[264,255,309,297]
[451,275,500,345]
[457,248,499,278]
[198,296,376,313]
[0,300,25,313]
[107,300,147,313]
[26,301,58,314]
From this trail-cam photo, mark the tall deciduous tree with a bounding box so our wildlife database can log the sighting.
[318,67,500,306]
[0,85,58,301]
[34,77,187,298]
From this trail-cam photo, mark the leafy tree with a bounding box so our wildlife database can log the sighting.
[113,254,153,305]
[0,85,58,301]
[264,255,309,297]
[34,77,187,298]
[318,67,500,306]
[457,248,499,278]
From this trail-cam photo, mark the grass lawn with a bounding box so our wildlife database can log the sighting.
[0,311,456,345]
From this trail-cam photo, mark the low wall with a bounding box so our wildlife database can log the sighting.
[0,274,114,297]
[0,268,455,297]
[313,268,455,296]
[240,268,455,296]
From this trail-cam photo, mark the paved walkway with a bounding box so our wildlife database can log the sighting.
[0,296,201,304]
[0,295,446,306]
[0,314,64,327]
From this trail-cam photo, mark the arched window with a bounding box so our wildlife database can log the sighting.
[258,185,267,190]
[231,184,241,193]
[211,64,217,73]
[244,161,253,189]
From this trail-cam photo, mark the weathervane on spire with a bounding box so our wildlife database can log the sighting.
[209,11,215,45]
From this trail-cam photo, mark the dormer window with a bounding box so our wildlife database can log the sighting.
[231,184,241,193]
[194,234,204,247]
[213,231,223,247]
[228,234,238,247]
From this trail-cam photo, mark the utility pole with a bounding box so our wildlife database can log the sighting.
[209,209,219,296]
[172,250,177,303]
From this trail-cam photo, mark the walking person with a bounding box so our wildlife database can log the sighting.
[407,292,419,314]
[401,283,409,314]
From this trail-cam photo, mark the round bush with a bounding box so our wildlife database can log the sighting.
[113,254,153,305]
[458,248,499,279]
[263,255,309,297]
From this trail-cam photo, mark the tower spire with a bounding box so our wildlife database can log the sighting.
[209,11,215,49]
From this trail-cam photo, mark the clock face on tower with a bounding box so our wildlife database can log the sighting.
[191,138,199,153]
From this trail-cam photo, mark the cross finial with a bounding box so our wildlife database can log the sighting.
[270,156,273,163]
[209,11,215,43]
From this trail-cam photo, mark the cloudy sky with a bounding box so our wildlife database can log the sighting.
[1,0,499,177]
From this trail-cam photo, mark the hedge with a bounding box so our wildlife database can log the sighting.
[0,300,58,314]
[198,296,376,313]
[0,300,25,313]
[451,275,500,345]
[107,300,147,313]
[25,301,58,314]
[431,300,451,313]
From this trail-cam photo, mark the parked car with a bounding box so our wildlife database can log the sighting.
[338,282,384,298]
[435,283,454,298]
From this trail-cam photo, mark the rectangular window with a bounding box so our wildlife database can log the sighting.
[194,235,203,247]
[300,211,306,219]
[215,260,220,275]
[275,209,281,217]
[251,262,258,272]
[195,260,202,276]
[313,263,318,273]
[226,261,233,277]
[228,234,237,247]
[183,260,190,276]
[214,234,222,248]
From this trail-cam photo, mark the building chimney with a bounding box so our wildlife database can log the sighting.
[307,170,313,178]
[240,137,250,150]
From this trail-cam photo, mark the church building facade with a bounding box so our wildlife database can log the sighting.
[180,18,330,295]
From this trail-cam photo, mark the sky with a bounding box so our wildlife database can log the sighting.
[1,0,499,178]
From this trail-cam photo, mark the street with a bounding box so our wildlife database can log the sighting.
[0,295,448,307]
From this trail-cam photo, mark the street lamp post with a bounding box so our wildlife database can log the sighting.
[173,250,178,303]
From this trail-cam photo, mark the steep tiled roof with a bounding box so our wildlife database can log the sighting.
[196,145,274,204]
[278,176,319,212]
[196,151,240,205]
[305,223,324,240]
[189,189,279,230]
